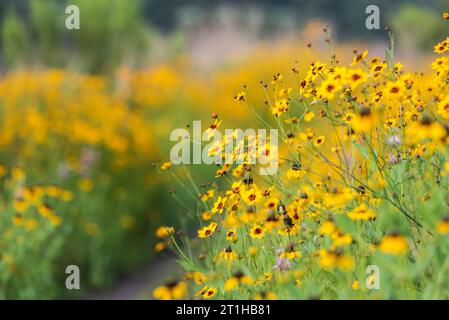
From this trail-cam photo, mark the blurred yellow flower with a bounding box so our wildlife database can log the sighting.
[304,111,315,122]
[78,178,93,192]
[436,217,449,235]
[153,281,187,300]
[347,203,376,221]
[160,162,172,171]
[156,226,175,238]
[379,233,408,255]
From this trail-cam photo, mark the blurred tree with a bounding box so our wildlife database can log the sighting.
[30,0,62,66]
[392,5,448,53]
[0,0,447,71]
[1,7,29,68]
[141,0,440,40]
[1,0,151,73]
[70,0,151,73]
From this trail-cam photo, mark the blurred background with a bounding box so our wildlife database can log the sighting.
[1,0,447,72]
[0,0,447,299]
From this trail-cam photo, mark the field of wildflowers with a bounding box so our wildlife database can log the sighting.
[0,69,180,298]
[0,30,333,299]
[154,17,449,300]
[1,0,448,301]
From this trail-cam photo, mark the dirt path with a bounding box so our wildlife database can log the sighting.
[87,256,179,300]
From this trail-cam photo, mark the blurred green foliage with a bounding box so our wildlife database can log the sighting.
[1,0,448,71]
[1,0,151,73]
[392,5,448,51]
[30,0,62,66]
[70,0,150,73]
[140,0,443,38]
[1,8,29,67]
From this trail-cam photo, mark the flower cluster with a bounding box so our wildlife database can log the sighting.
[156,17,449,300]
